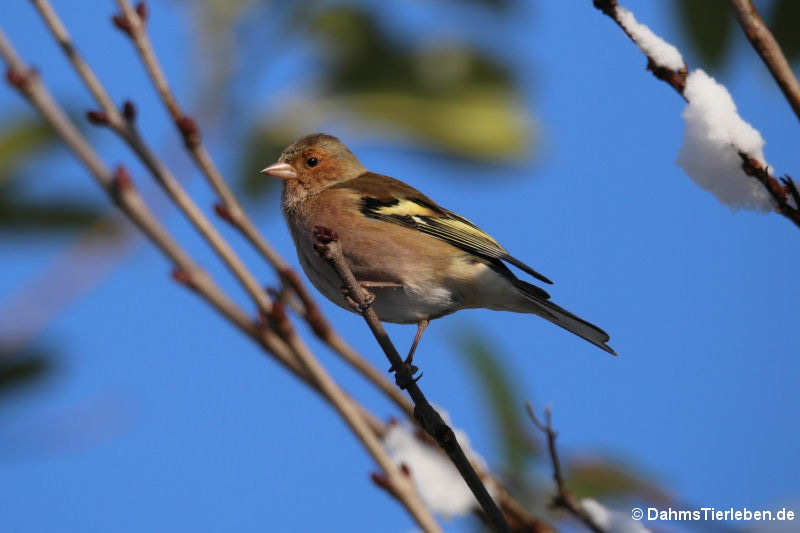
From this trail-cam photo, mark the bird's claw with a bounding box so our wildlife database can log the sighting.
[389,360,421,389]
[342,285,374,313]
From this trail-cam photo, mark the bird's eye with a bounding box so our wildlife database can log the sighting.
[306,157,318,167]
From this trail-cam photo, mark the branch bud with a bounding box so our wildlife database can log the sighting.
[214,203,234,224]
[176,116,200,148]
[122,100,137,122]
[171,267,195,289]
[112,165,133,189]
[86,110,109,125]
[6,67,35,90]
[111,165,135,205]
[111,13,132,36]
[135,2,149,23]
[267,300,294,339]
[370,472,392,492]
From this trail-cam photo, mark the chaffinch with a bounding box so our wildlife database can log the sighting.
[261,133,615,361]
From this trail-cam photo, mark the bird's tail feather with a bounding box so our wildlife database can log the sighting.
[511,279,616,356]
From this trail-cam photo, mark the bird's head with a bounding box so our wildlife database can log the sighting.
[261,133,365,205]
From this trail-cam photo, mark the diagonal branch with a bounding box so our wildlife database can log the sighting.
[0,28,300,393]
[526,404,604,533]
[591,0,800,229]
[0,27,443,533]
[262,302,443,533]
[31,0,277,321]
[728,0,800,123]
[313,228,511,533]
[33,0,271,312]
[107,0,412,418]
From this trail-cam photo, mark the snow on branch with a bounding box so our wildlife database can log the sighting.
[592,0,800,228]
[382,407,495,519]
[615,7,683,72]
[677,70,773,211]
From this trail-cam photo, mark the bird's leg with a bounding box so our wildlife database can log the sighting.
[359,281,403,289]
[405,319,429,368]
[389,320,428,386]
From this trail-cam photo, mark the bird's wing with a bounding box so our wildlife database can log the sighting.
[338,172,553,285]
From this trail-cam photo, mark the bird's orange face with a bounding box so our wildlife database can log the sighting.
[261,133,365,203]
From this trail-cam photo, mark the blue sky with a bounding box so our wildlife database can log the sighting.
[2,1,798,532]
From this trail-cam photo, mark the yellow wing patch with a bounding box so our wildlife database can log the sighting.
[371,199,440,217]
[361,196,509,258]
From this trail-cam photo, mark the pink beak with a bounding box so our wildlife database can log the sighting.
[260,162,297,179]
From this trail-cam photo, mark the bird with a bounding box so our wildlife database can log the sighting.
[261,133,615,366]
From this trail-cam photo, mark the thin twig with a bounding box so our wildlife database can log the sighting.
[267,303,443,533]
[108,0,412,417]
[0,28,296,384]
[591,0,800,229]
[313,228,511,533]
[526,403,604,533]
[1,28,444,532]
[31,0,276,320]
[738,154,800,224]
[728,0,800,122]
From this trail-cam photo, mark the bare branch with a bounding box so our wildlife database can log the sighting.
[266,302,443,533]
[313,228,511,533]
[0,28,290,380]
[30,0,123,125]
[107,0,412,417]
[728,0,800,122]
[31,0,277,321]
[1,27,444,533]
[591,0,800,229]
[738,155,800,225]
[526,403,604,533]
[276,267,413,417]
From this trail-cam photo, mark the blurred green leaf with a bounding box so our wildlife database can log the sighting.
[195,0,254,27]
[675,0,733,70]
[333,89,530,160]
[455,329,539,475]
[0,349,54,396]
[768,0,800,64]
[0,198,103,231]
[0,117,102,231]
[566,458,672,505]
[313,7,510,92]
[0,117,58,186]
[308,6,532,161]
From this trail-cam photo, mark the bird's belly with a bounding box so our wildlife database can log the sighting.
[296,246,456,324]
[370,283,455,324]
